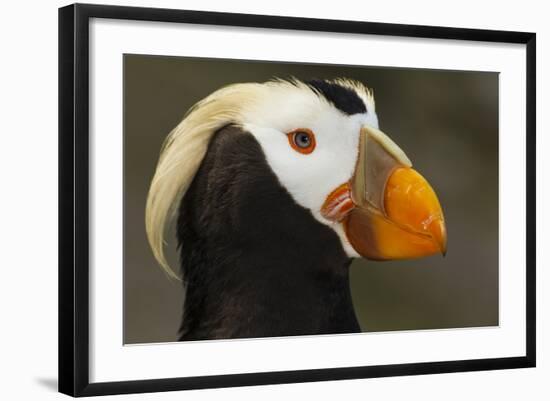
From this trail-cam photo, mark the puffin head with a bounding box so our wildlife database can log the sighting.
[146,78,447,279]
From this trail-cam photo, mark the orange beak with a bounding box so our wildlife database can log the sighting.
[321,126,447,260]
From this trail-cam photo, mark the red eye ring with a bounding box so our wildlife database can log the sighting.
[287,128,316,154]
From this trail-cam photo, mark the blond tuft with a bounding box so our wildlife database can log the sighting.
[145,83,264,279]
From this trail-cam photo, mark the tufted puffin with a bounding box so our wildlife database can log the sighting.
[145,78,447,341]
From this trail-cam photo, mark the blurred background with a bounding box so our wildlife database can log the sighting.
[124,54,499,344]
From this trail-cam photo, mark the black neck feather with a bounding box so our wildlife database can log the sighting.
[176,125,360,340]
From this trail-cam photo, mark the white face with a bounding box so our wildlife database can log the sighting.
[242,86,379,257]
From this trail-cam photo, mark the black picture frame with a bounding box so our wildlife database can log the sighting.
[59,3,536,397]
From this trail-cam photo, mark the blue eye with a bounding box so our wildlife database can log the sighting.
[294,132,311,148]
[287,129,316,154]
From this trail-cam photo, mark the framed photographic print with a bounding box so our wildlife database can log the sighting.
[58,3,536,397]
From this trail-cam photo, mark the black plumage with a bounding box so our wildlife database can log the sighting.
[176,125,360,340]
[306,79,367,115]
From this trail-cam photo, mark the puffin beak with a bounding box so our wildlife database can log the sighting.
[321,126,447,260]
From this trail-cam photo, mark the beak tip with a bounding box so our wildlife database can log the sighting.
[432,219,447,258]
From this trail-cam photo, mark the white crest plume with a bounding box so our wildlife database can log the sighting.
[146,82,263,279]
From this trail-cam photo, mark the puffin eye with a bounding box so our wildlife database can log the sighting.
[295,132,311,147]
[287,128,316,154]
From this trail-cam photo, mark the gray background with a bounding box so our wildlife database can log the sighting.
[124,54,499,344]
